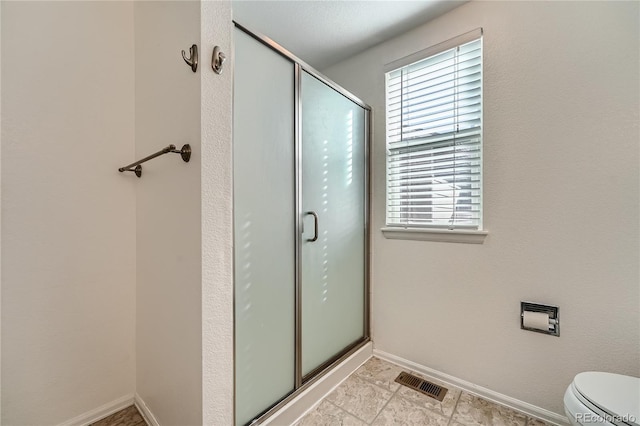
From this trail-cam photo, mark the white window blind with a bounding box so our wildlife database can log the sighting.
[385,34,483,230]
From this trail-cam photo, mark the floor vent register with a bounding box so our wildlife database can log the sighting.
[395,371,448,402]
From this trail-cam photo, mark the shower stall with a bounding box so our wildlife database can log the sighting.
[233,24,371,425]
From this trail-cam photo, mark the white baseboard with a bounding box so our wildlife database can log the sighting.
[57,394,135,426]
[373,349,570,426]
[263,342,373,426]
[134,393,160,426]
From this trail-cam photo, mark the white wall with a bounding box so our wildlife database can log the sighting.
[1,2,136,424]
[134,2,203,425]
[0,2,235,424]
[324,1,639,415]
[201,1,234,425]
[1,2,4,421]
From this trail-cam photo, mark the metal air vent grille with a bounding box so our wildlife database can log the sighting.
[395,372,448,402]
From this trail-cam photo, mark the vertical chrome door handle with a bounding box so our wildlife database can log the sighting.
[305,211,319,242]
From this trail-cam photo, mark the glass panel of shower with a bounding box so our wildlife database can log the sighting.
[233,25,369,426]
[233,29,296,426]
[301,71,366,378]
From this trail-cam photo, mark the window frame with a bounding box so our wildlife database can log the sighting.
[382,28,487,244]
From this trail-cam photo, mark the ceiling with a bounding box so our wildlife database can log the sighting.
[232,0,467,70]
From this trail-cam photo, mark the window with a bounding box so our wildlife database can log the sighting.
[385,30,483,236]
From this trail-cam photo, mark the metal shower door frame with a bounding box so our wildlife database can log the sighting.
[233,21,371,426]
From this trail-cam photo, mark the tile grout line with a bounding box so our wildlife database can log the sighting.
[387,367,463,424]
[367,384,400,425]
[356,360,549,426]
[381,361,539,426]
[314,360,554,426]
[392,386,462,425]
[446,390,463,426]
[356,363,464,425]
[353,368,401,390]
[325,399,371,425]
[350,368,404,424]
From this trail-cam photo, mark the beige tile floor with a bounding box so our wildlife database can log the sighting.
[95,357,555,426]
[294,357,554,426]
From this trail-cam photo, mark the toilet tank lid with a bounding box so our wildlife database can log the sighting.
[574,372,640,424]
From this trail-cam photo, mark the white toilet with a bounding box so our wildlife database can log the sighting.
[564,372,640,426]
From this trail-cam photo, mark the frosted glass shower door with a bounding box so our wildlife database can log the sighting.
[233,29,295,425]
[301,71,366,377]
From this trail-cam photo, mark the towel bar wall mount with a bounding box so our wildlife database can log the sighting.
[118,144,191,178]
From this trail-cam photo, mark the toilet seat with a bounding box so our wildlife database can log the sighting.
[565,372,640,426]
[565,384,613,425]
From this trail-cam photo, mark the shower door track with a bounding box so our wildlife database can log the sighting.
[233,21,372,426]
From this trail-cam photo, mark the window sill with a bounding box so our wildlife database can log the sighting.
[381,227,488,244]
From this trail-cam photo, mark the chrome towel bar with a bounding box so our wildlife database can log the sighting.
[118,144,191,178]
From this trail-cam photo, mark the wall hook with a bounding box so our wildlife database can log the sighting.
[181,44,198,72]
[212,46,226,75]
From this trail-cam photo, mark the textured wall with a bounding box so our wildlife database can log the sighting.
[201,1,234,425]
[1,2,136,424]
[323,1,639,415]
[134,2,203,425]
[1,3,4,421]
